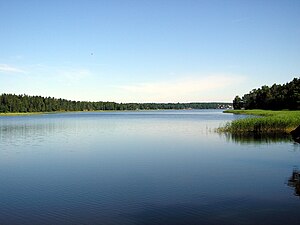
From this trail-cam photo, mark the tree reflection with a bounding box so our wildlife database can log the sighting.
[287,169,300,197]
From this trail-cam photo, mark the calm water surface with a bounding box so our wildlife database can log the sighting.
[0,110,299,225]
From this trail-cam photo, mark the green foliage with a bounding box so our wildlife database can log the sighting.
[0,93,232,113]
[233,77,300,110]
[219,110,300,133]
[233,96,243,109]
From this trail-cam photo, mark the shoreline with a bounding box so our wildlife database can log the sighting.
[0,108,230,116]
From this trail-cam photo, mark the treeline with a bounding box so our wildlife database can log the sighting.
[233,77,300,110]
[0,94,232,113]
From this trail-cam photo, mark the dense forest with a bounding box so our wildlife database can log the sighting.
[0,94,232,113]
[233,77,300,110]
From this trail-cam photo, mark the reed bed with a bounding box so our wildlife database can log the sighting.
[219,110,300,134]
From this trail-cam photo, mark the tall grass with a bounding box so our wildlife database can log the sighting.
[219,110,300,134]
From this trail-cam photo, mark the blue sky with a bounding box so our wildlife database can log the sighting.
[0,0,299,102]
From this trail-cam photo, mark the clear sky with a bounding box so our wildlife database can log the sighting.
[0,0,299,103]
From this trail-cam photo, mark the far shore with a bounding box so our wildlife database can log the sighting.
[0,108,231,116]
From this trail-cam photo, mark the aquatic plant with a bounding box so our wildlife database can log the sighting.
[218,110,300,134]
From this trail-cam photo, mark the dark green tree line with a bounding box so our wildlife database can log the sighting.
[0,94,232,113]
[233,77,300,110]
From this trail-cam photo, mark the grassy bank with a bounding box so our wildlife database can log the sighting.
[219,110,300,133]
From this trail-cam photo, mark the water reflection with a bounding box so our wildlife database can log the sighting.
[126,198,300,225]
[287,168,300,197]
[1,111,300,225]
[223,132,292,144]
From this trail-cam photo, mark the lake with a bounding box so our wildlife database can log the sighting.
[0,110,299,225]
